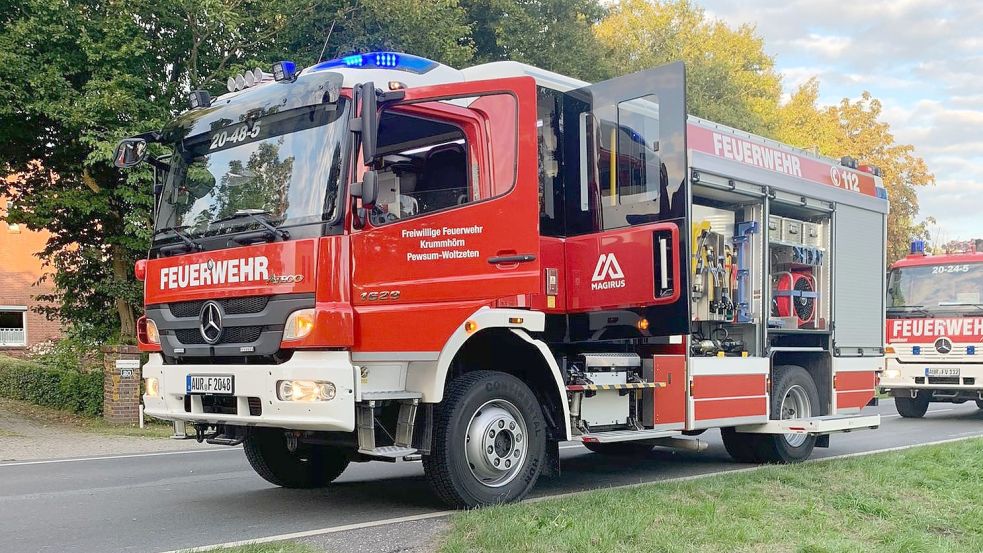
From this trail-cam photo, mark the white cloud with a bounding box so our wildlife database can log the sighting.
[699,0,983,237]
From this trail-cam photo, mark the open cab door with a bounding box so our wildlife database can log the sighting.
[350,77,541,352]
[563,61,691,337]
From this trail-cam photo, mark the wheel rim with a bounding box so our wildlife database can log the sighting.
[464,399,528,488]
[780,384,812,447]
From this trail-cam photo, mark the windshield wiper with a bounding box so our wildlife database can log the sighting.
[211,209,290,241]
[153,225,201,252]
[887,305,934,317]
[938,302,983,312]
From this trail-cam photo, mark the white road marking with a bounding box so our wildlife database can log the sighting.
[0,447,238,468]
[158,434,983,553]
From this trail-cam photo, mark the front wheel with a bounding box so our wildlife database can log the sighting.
[423,371,547,508]
[896,393,930,418]
[243,427,350,488]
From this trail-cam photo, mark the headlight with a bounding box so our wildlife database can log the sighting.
[883,369,901,380]
[283,308,315,341]
[146,319,160,345]
[144,377,160,397]
[277,380,336,401]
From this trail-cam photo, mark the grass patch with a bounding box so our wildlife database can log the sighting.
[441,438,983,553]
[0,398,173,438]
[191,543,318,553]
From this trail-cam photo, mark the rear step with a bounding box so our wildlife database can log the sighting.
[580,428,679,443]
[357,445,417,459]
[735,414,881,435]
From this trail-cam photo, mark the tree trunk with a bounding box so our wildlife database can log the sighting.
[111,245,137,343]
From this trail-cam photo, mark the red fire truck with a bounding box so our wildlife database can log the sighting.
[115,53,884,507]
[880,241,983,417]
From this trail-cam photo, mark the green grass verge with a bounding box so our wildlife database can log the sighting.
[189,543,319,553]
[0,398,173,438]
[441,438,983,553]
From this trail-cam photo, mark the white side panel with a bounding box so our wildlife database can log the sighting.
[833,204,886,354]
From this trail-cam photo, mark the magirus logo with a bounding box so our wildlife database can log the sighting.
[591,253,626,290]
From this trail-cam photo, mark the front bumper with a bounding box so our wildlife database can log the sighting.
[879,357,983,393]
[142,351,356,431]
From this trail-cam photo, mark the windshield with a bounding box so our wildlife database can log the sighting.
[887,262,983,311]
[155,99,349,242]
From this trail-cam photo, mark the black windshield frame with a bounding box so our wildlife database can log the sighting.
[153,99,351,251]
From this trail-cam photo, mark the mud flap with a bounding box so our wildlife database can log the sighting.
[816,434,830,448]
[541,440,561,477]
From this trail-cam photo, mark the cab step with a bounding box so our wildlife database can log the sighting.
[357,445,418,459]
[580,428,679,443]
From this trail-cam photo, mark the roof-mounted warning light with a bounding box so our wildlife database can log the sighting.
[309,51,440,75]
[273,61,298,82]
[910,240,927,256]
[840,156,858,169]
[859,164,882,177]
[226,68,271,93]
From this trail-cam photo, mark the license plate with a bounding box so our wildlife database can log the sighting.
[925,368,960,377]
[186,375,235,395]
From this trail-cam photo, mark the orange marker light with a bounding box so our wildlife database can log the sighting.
[464,320,478,334]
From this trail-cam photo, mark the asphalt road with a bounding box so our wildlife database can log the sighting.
[2,399,982,553]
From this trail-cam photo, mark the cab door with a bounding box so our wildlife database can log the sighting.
[350,77,541,354]
[562,61,691,337]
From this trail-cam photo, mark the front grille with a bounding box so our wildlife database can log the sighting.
[200,395,237,415]
[174,325,264,345]
[927,377,960,385]
[168,296,270,318]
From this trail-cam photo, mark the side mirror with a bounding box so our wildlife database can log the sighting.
[358,82,378,165]
[113,138,148,168]
[351,170,379,207]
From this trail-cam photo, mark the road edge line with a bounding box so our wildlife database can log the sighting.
[159,433,983,553]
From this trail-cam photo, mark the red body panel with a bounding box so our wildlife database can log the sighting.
[691,374,767,399]
[564,223,680,312]
[145,240,318,305]
[691,373,768,421]
[688,124,880,197]
[834,371,876,411]
[528,237,567,313]
[652,355,686,427]
[694,396,768,420]
[283,236,355,349]
[887,317,983,343]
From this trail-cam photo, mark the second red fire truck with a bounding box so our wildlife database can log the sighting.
[116,53,885,507]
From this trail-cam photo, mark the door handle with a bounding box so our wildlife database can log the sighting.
[487,254,536,265]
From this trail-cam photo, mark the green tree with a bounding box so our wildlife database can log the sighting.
[463,0,606,80]
[777,80,934,263]
[594,0,782,136]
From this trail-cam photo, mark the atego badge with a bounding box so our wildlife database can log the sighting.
[591,253,626,290]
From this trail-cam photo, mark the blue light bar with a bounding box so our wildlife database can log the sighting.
[875,187,888,200]
[910,240,926,255]
[309,52,439,75]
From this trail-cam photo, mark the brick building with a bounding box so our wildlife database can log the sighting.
[0,194,63,355]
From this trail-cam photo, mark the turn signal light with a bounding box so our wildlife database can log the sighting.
[145,318,160,345]
[464,320,478,334]
[636,317,650,331]
[283,309,315,341]
[277,380,336,402]
[144,377,159,397]
[884,345,895,354]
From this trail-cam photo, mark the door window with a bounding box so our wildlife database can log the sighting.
[367,93,518,226]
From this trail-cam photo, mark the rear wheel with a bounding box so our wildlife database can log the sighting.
[976,400,983,410]
[896,393,930,418]
[583,441,654,456]
[423,371,546,508]
[720,427,763,463]
[754,366,820,463]
[243,427,350,488]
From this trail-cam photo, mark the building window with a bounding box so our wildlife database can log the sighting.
[0,307,27,347]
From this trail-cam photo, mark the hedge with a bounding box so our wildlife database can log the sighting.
[0,355,103,416]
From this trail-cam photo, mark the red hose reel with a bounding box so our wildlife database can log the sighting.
[772,270,817,327]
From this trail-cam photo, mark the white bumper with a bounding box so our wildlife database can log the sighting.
[880,357,983,391]
[142,351,357,431]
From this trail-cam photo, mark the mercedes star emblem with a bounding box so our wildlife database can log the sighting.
[199,301,224,345]
[934,337,953,355]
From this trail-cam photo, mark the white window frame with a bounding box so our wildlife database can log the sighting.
[0,305,28,347]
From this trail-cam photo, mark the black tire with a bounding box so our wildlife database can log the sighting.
[720,427,764,463]
[754,366,820,463]
[977,400,983,410]
[583,441,654,456]
[896,393,931,418]
[243,427,350,488]
[423,371,547,508]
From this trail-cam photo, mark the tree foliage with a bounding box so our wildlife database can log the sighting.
[777,79,935,263]
[594,0,782,136]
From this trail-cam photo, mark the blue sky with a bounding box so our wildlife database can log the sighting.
[699,1,983,241]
